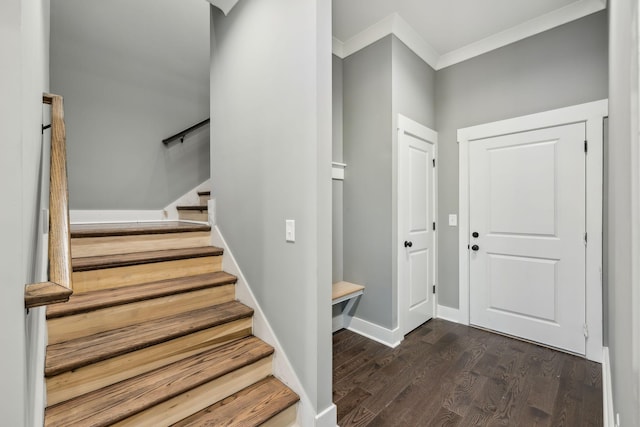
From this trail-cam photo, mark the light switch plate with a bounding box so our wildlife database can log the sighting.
[449,214,458,226]
[286,219,295,242]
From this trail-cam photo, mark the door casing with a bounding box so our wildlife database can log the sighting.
[457,100,607,362]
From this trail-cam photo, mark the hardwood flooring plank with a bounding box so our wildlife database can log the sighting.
[333,319,602,427]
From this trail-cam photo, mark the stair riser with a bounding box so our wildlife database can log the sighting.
[72,256,222,293]
[47,285,235,345]
[178,211,208,222]
[112,356,273,427]
[199,195,210,205]
[261,405,298,427]
[71,232,211,258]
[46,318,252,406]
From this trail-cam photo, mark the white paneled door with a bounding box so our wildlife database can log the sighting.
[398,117,437,336]
[469,123,587,355]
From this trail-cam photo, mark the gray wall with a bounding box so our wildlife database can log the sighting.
[210,0,333,416]
[435,11,609,308]
[607,0,640,425]
[343,37,394,328]
[392,36,436,130]
[333,54,344,283]
[0,0,49,424]
[50,0,210,210]
[343,35,436,330]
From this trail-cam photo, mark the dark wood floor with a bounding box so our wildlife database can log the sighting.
[333,319,602,427]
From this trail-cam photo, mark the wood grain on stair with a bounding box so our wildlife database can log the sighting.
[176,206,208,211]
[114,357,273,427]
[45,301,253,377]
[45,336,274,427]
[47,284,235,345]
[70,221,211,238]
[72,231,211,258]
[72,246,222,271]
[172,376,299,427]
[198,191,211,205]
[25,282,72,309]
[47,271,237,319]
[72,255,222,293]
[46,318,252,406]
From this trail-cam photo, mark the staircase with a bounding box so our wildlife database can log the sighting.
[177,190,210,222]
[44,221,298,426]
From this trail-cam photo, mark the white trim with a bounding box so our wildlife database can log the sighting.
[436,0,606,69]
[331,163,346,180]
[346,316,402,348]
[457,99,607,362]
[205,0,239,16]
[332,37,344,58]
[70,210,164,223]
[314,404,338,427]
[210,226,317,427]
[436,305,463,324]
[332,0,606,71]
[335,14,439,69]
[602,347,615,427]
[396,115,438,338]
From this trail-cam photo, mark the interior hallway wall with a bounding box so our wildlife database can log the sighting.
[50,0,210,210]
[607,0,640,424]
[210,0,333,418]
[435,11,609,309]
[343,35,436,330]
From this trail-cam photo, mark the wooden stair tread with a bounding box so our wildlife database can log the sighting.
[45,301,253,376]
[71,221,211,238]
[197,191,211,196]
[72,246,222,272]
[45,336,273,427]
[176,205,208,211]
[46,271,237,319]
[172,376,299,427]
[332,281,365,301]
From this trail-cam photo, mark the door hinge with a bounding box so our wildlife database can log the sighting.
[584,232,588,245]
[433,158,436,167]
[433,285,436,294]
[584,140,588,153]
[583,324,589,338]
[432,222,436,231]
[42,123,51,134]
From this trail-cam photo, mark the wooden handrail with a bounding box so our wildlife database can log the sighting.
[25,94,73,308]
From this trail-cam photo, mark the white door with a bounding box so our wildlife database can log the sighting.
[469,123,586,354]
[398,117,437,336]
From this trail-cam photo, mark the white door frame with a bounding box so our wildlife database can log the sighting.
[397,115,438,337]
[458,100,608,362]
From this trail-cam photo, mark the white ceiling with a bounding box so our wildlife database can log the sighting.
[332,0,607,69]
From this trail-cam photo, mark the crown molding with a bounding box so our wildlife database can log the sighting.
[206,0,239,16]
[333,13,440,69]
[332,0,607,70]
[436,0,607,69]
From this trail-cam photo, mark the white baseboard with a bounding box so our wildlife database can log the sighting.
[602,347,615,427]
[70,210,165,223]
[315,404,338,427]
[346,316,402,348]
[211,226,321,427]
[436,304,463,324]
